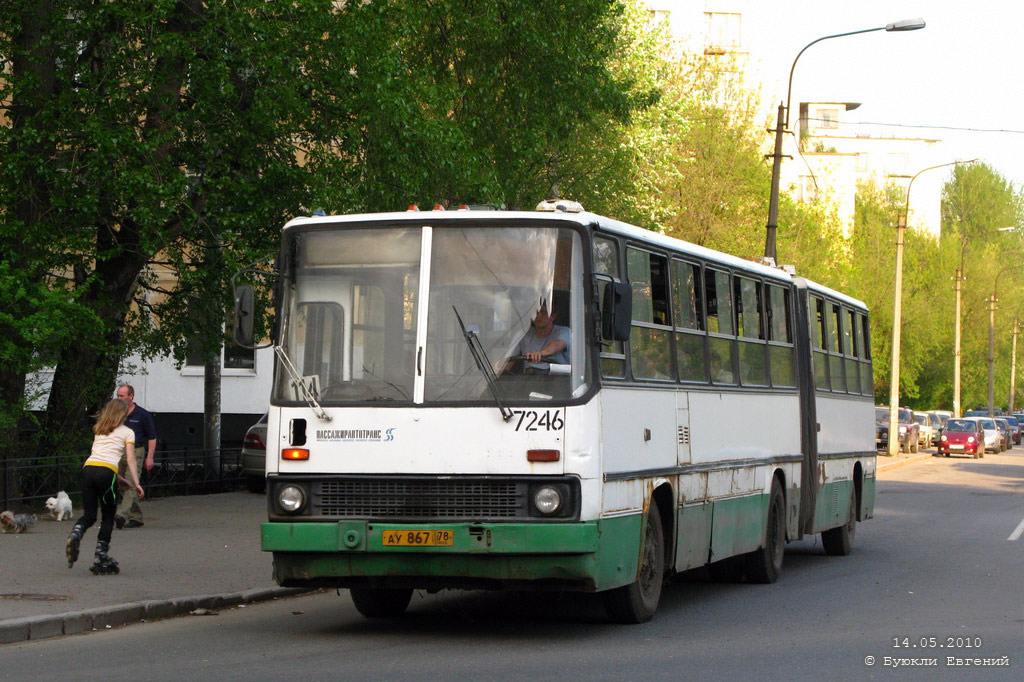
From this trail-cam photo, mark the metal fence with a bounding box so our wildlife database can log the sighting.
[1,448,245,511]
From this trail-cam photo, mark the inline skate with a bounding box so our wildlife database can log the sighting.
[66,524,84,569]
[89,540,120,575]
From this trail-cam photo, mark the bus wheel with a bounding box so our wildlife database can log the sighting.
[603,499,665,624]
[349,587,413,618]
[742,480,785,584]
[821,489,856,556]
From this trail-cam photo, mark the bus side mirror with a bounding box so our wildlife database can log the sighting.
[233,285,255,347]
[601,281,632,342]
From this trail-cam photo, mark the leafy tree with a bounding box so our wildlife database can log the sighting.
[0,0,659,468]
[940,163,1024,411]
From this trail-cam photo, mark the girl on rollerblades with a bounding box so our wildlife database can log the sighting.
[66,399,145,574]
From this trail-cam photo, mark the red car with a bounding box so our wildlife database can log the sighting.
[937,418,984,459]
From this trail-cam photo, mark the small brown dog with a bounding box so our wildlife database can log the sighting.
[0,510,37,533]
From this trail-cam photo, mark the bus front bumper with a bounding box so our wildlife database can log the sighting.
[261,519,635,592]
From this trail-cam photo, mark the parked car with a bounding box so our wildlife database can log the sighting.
[242,412,268,493]
[936,418,984,458]
[914,411,935,449]
[994,418,1012,452]
[898,407,920,453]
[875,406,918,453]
[1003,415,1021,445]
[963,417,1000,454]
[874,408,889,451]
[965,407,1004,417]
[926,411,945,446]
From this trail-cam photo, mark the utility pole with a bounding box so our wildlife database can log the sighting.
[954,266,964,417]
[988,293,997,416]
[1010,321,1019,413]
[888,211,906,456]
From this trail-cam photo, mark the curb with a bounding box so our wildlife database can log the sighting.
[0,587,314,645]
[876,451,934,472]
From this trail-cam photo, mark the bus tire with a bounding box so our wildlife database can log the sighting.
[349,587,413,618]
[821,489,857,556]
[742,479,785,584]
[603,499,665,624]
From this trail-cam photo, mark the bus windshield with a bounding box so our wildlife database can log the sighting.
[273,222,589,405]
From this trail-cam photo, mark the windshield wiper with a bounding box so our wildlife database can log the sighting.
[453,306,513,422]
[273,345,331,421]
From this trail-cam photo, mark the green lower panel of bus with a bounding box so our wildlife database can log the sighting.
[810,476,876,534]
[863,475,876,518]
[674,493,769,571]
[262,516,644,592]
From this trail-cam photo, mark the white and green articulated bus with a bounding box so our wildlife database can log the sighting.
[242,202,875,623]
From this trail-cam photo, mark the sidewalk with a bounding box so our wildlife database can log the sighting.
[0,491,306,644]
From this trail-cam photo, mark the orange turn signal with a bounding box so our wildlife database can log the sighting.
[281,448,309,461]
[527,449,560,462]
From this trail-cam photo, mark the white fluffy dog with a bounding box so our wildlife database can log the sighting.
[45,491,73,521]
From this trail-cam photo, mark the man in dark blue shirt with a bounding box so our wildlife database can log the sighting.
[114,384,157,528]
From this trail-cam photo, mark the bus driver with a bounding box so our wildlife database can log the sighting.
[501,299,570,373]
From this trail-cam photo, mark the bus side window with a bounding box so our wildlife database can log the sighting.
[705,268,736,385]
[829,302,845,392]
[672,260,707,382]
[810,296,828,390]
[859,312,873,396]
[735,276,767,386]
[595,236,625,378]
[766,284,795,387]
[844,308,858,395]
[627,248,673,381]
[594,236,619,278]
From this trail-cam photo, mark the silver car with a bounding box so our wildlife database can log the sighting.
[962,417,997,455]
[241,413,268,493]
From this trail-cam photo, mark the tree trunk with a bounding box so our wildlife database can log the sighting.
[38,248,143,460]
[204,354,222,479]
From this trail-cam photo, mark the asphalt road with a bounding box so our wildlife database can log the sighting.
[3,448,1022,681]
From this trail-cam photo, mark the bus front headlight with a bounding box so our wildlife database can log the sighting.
[278,484,307,514]
[533,486,563,515]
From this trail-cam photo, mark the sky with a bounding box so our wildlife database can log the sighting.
[741,0,1024,195]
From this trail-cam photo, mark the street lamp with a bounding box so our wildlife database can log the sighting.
[764,18,926,265]
[988,264,1024,416]
[887,159,972,456]
[954,225,1014,417]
